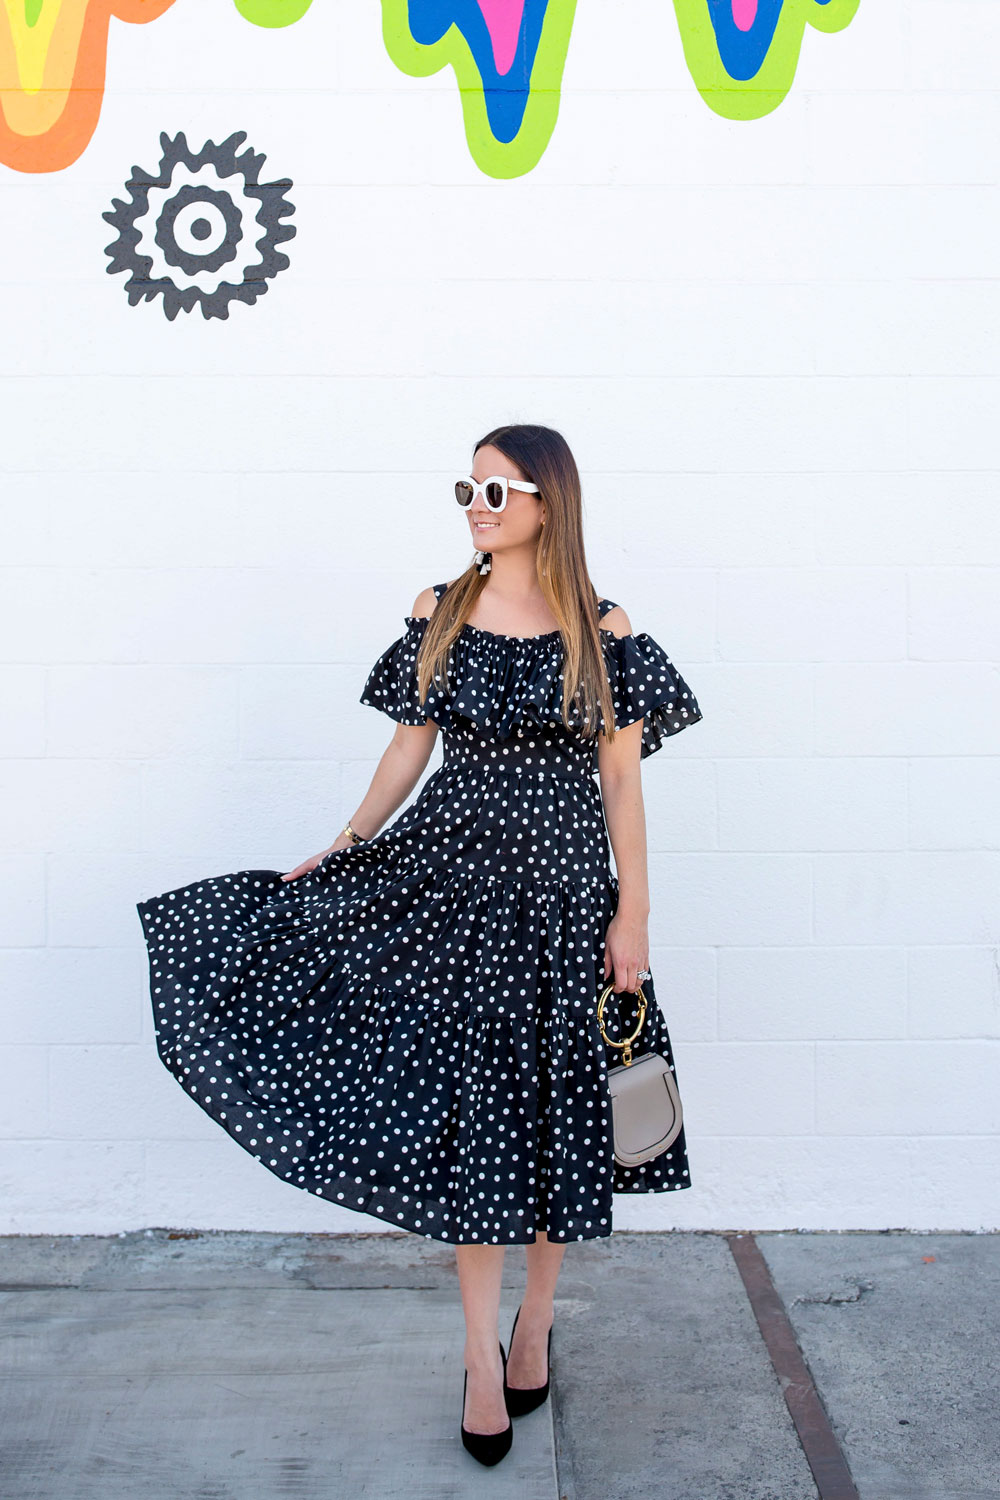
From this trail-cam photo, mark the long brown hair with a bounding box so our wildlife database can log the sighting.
[415,423,618,744]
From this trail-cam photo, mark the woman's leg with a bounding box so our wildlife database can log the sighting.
[455,1244,508,1433]
[506,1229,564,1389]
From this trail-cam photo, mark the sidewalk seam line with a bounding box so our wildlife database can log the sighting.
[725,1231,861,1500]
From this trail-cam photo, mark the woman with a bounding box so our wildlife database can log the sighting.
[136,422,702,1468]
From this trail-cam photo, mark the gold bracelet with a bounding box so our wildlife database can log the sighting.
[342,821,366,845]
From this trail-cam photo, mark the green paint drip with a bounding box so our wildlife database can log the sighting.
[382,0,579,181]
[25,0,44,28]
[233,0,314,25]
[672,0,860,121]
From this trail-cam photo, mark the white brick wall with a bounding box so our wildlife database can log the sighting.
[1,1,998,1233]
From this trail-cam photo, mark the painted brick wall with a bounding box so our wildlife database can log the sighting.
[1,0,997,1232]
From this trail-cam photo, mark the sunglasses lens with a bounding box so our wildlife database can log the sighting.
[455,481,474,507]
[485,481,505,510]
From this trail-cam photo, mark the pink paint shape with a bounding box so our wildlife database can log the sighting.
[731,0,758,30]
[475,0,526,77]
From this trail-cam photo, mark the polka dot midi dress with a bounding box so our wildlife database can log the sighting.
[136,583,703,1244]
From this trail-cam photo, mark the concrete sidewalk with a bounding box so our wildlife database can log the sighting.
[0,1229,996,1499]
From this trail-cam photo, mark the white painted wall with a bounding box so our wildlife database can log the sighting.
[1,0,998,1234]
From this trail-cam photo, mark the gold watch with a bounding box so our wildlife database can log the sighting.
[342,821,367,845]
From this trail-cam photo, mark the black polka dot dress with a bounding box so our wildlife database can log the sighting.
[136,584,703,1244]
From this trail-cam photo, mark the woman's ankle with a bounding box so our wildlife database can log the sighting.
[464,1338,502,1371]
[518,1295,555,1324]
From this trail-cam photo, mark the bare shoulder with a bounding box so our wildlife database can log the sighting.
[410,584,439,620]
[411,578,461,619]
[600,602,633,639]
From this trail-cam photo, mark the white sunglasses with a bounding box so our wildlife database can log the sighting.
[454,475,540,512]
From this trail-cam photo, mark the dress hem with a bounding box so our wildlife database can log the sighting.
[291,1168,617,1244]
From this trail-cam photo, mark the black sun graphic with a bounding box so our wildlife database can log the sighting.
[103,130,296,320]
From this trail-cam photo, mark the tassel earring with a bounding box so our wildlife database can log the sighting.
[474,549,492,575]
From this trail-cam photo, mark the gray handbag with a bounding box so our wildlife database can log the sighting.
[597,980,684,1168]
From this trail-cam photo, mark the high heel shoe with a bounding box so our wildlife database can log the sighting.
[503,1303,553,1417]
[460,1339,513,1466]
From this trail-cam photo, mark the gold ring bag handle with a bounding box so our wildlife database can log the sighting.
[597,981,648,1066]
[597,979,683,1169]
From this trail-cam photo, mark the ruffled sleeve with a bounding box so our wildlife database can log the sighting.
[601,631,703,759]
[358,615,432,725]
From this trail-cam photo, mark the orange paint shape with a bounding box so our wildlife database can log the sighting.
[0,0,176,173]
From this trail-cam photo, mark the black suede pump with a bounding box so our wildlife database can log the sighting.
[460,1339,513,1466]
[502,1304,553,1417]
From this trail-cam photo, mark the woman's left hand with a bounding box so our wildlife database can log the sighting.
[602,909,650,994]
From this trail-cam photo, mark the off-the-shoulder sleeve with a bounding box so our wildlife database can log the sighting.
[358,616,431,725]
[603,631,703,759]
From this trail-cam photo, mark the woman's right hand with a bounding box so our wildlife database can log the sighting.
[280,833,354,882]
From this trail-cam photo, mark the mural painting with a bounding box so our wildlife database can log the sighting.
[102,130,296,319]
[1,1,861,178]
[672,0,861,120]
[382,0,578,180]
[0,0,175,173]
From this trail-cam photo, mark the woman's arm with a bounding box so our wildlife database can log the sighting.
[282,721,438,880]
[282,586,441,881]
[346,720,440,843]
[597,605,651,992]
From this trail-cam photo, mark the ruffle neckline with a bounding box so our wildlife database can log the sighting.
[360,609,703,761]
[446,619,625,647]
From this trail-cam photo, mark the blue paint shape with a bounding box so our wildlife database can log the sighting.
[408,0,551,144]
[706,0,831,82]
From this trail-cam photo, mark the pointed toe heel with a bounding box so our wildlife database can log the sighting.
[503,1303,553,1418]
[460,1339,513,1466]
